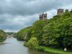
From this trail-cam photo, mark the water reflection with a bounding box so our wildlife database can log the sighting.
[0,37,47,54]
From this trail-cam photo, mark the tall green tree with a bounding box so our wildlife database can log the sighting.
[0,30,7,42]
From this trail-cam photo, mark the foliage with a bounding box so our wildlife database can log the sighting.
[42,10,72,49]
[31,20,47,45]
[15,26,31,41]
[25,37,39,49]
[0,30,6,42]
[16,10,72,50]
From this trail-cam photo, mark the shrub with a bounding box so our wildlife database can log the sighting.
[25,37,39,49]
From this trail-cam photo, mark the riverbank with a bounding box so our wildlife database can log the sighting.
[0,42,8,45]
[0,42,6,45]
[36,46,72,54]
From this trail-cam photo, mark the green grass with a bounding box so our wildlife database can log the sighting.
[36,46,72,54]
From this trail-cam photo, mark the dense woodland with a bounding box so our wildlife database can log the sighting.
[0,30,7,42]
[15,10,72,50]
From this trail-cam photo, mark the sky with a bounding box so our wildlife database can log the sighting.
[0,0,72,32]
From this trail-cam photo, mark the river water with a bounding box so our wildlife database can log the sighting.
[0,37,47,54]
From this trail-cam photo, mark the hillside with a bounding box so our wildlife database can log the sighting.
[15,10,72,51]
[0,30,7,42]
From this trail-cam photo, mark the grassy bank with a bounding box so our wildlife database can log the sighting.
[36,46,72,54]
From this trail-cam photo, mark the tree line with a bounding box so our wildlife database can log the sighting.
[15,10,72,50]
[0,30,7,42]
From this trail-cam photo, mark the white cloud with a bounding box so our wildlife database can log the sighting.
[0,14,39,32]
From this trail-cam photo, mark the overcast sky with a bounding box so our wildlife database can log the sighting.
[0,0,72,32]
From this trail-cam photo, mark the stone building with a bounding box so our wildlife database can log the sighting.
[57,9,64,15]
[39,13,47,20]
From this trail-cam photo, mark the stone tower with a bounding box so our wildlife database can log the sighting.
[57,9,64,15]
[39,13,47,20]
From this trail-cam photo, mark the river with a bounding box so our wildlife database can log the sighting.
[0,37,47,54]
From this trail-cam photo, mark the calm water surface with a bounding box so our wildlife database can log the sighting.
[0,37,47,54]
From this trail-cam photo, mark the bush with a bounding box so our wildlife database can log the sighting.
[0,30,6,42]
[36,46,45,51]
[25,37,39,49]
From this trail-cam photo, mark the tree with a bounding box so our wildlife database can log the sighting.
[0,30,7,42]
[25,37,39,49]
[31,20,46,45]
[15,26,31,41]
